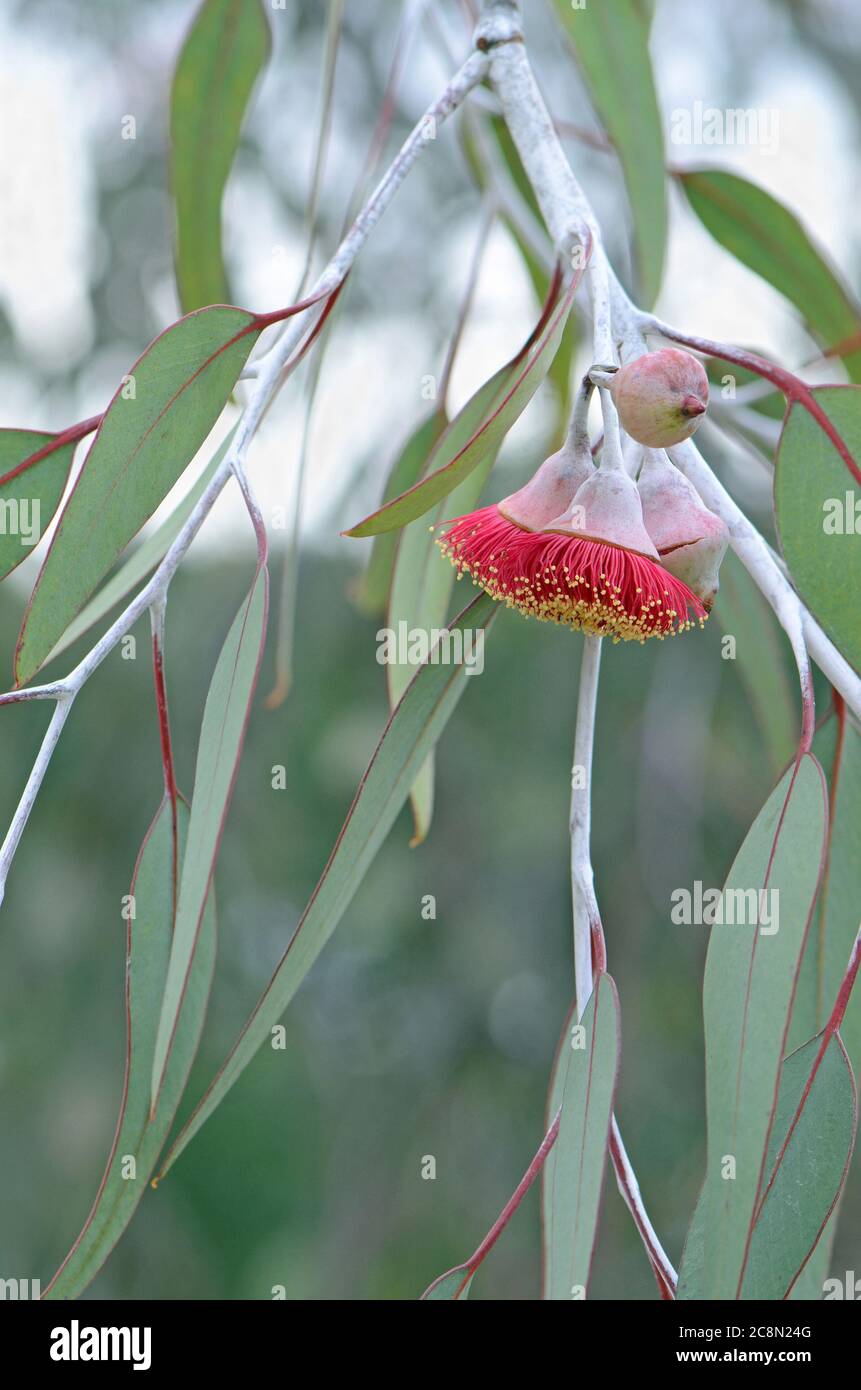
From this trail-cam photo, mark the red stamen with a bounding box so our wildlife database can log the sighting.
[437,505,707,642]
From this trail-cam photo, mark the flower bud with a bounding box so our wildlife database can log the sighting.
[610,349,709,448]
[498,439,594,531]
[637,451,728,609]
[548,465,660,559]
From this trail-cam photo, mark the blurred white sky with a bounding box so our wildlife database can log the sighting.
[0,0,858,594]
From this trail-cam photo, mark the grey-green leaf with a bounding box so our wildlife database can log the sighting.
[679,1033,856,1301]
[789,716,861,1297]
[46,428,237,667]
[387,368,512,843]
[345,269,579,537]
[0,430,77,581]
[16,308,260,687]
[553,0,666,305]
[171,0,271,312]
[44,798,216,1299]
[546,975,621,1301]
[680,170,861,380]
[678,756,827,1300]
[150,566,268,1110]
[741,1034,856,1299]
[354,413,445,618]
[774,386,861,677]
[158,593,498,1177]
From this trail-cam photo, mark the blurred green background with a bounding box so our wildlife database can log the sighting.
[2,553,858,1299]
[0,0,859,1299]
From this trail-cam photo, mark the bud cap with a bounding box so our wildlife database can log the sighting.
[548,466,660,560]
[499,442,595,531]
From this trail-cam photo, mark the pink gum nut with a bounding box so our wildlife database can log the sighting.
[498,442,595,530]
[547,466,660,559]
[637,452,729,610]
[610,349,709,448]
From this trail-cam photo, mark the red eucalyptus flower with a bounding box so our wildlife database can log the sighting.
[437,449,707,643]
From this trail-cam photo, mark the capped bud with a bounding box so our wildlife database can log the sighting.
[547,465,660,559]
[498,438,594,531]
[609,349,709,448]
[638,451,729,609]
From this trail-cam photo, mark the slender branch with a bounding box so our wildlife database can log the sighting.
[482,3,679,1292]
[569,634,679,1297]
[0,697,74,909]
[0,43,491,907]
[231,457,269,568]
[609,1119,677,1299]
[0,682,67,706]
[477,2,861,734]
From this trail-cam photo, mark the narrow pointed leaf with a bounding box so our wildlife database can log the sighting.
[789,716,861,1298]
[678,1033,856,1300]
[741,1033,856,1299]
[171,0,271,312]
[345,266,580,537]
[541,1001,575,1294]
[46,428,238,666]
[0,431,77,580]
[547,975,621,1301]
[16,308,261,686]
[44,798,216,1299]
[791,718,861,1050]
[775,385,861,676]
[680,170,861,380]
[159,594,497,1175]
[353,413,445,617]
[388,367,513,843]
[552,0,666,305]
[150,566,268,1109]
[681,756,827,1300]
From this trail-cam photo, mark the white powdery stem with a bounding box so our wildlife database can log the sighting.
[479,6,592,255]
[0,696,75,907]
[610,1117,679,1293]
[482,0,680,1291]
[570,635,602,1022]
